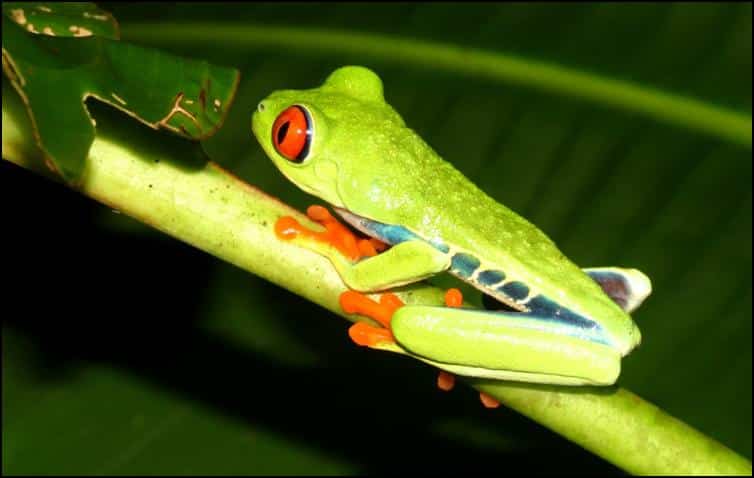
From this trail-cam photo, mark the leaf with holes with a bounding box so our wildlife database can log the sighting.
[1,3,239,183]
[3,2,119,38]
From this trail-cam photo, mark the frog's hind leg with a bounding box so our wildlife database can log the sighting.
[436,289,462,393]
[438,288,500,409]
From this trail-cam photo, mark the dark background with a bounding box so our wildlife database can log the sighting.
[3,3,751,474]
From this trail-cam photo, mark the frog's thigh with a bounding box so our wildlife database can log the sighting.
[391,306,621,385]
[334,240,450,292]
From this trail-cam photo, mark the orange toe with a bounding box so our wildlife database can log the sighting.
[378,293,405,315]
[437,371,456,392]
[339,290,365,315]
[445,288,463,307]
[340,291,403,329]
[274,216,304,240]
[479,392,501,409]
[357,239,378,258]
[348,322,394,347]
[306,205,332,222]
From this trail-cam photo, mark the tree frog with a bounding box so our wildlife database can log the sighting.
[251,66,651,404]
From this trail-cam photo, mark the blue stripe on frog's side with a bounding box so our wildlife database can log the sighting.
[449,260,609,345]
[353,216,450,253]
[345,212,610,346]
[478,269,506,285]
[498,281,530,301]
[450,252,480,278]
[526,295,609,345]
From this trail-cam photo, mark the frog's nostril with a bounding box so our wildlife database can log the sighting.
[257,102,266,113]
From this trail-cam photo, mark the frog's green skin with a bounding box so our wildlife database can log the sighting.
[251,66,651,386]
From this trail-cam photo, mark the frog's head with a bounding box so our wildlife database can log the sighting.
[252,66,403,209]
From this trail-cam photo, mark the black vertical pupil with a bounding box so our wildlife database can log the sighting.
[277,121,290,144]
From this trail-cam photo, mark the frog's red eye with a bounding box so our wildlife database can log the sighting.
[272,105,312,162]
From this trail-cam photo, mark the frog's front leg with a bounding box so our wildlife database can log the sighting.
[335,240,450,291]
[275,206,450,291]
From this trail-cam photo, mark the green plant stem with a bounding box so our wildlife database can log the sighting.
[2,88,751,475]
[122,22,752,149]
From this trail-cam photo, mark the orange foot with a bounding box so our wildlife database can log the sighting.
[341,290,404,347]
[275,205,388,261]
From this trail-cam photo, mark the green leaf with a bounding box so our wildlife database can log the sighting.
[1,4,239,182]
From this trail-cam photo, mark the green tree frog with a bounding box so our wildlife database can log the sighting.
[251,66,651,404]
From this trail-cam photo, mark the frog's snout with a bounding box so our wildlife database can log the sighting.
[257,101,266,113]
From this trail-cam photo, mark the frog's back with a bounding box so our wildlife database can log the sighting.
[339,123,635,351]
[397,148,610,314]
